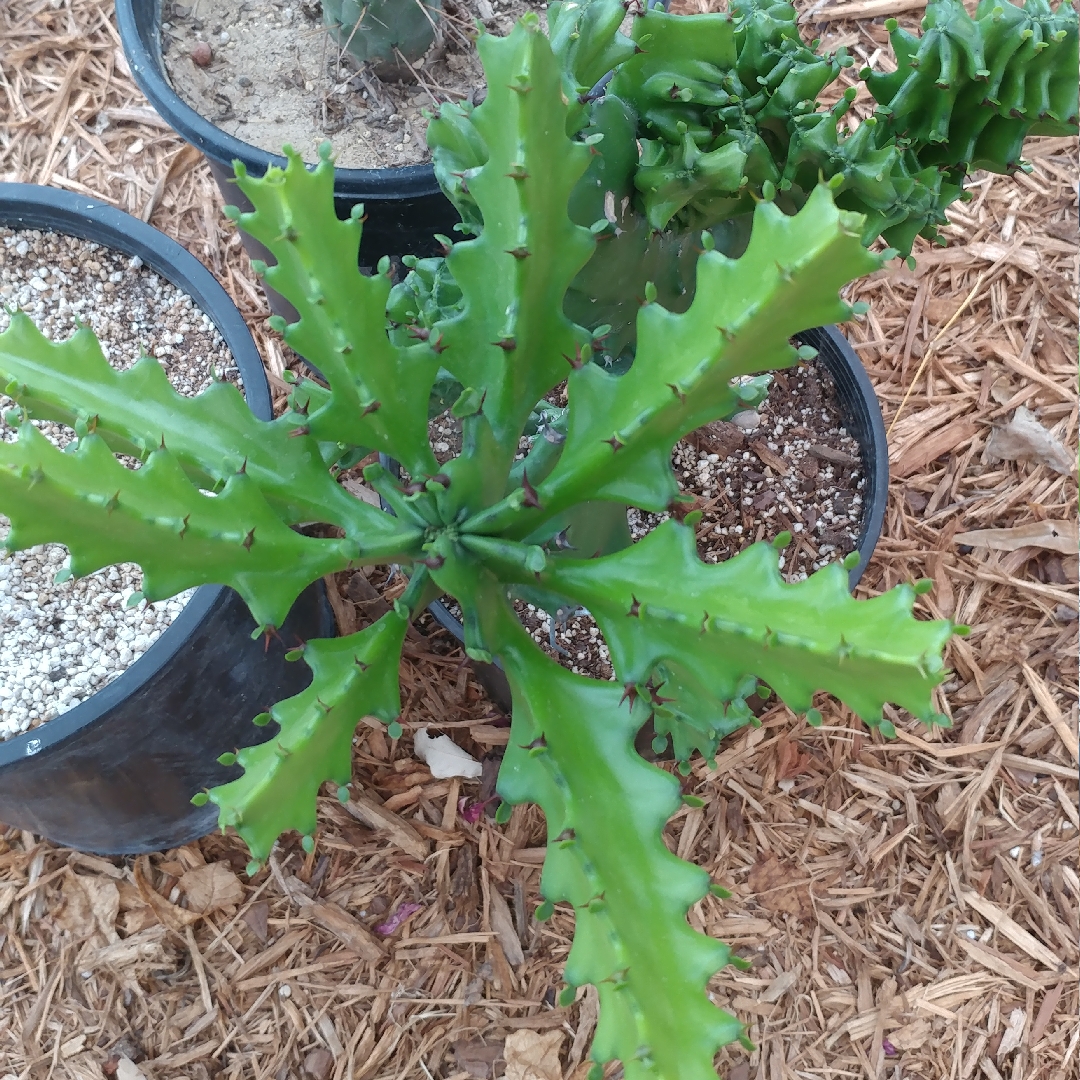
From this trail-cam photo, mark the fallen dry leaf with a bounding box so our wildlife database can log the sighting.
[925,296,962,324]
[980,623,1031,667]
[747,852,813,920]
[954,520,1077,554]
[488,886,524,967]
[450,1038,505,1079]
[133,856,200,930]
[986,407,1074,475]
[775,737,815,780]
[303,1047,334,1079]
[243,899,270,944]
[179,862,244,914]
[55,871,119,943]
[503,1029,565,1080]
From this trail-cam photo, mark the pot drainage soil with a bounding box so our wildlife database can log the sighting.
[0,227,241,741]
[160,0,543,170]
[416,357,864,682]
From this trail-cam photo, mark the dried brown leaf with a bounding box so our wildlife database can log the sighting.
[488,886,524,967]
[747,852,813,920]
[56,871,120,942]
[985,408,1074,475]
[179,862,244,914]
[303,1047,334,1079]
[133,856,200,930]
[450,1039,505,1079]
[243,899,270,943]
[503,1030,565,1080]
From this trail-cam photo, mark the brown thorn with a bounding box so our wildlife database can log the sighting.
[562,345,584,369]
[521,469,541,509]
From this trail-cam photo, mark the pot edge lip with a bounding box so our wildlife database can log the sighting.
[114,0,446,199]
[0,182,267,768]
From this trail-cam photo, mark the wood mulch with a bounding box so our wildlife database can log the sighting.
[1,1,1076,1079]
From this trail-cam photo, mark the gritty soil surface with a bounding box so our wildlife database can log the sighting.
[435,358,866,681]
[629,359,866,578]
[0,227,240,740]
[161,0,544,169]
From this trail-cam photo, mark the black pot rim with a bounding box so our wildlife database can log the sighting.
[803,323,889,588]
[421,322,891,653]
[114,0,444,198]
[0,182,268,770]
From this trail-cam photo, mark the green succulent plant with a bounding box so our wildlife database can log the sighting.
[427,0,1078,355]
[0,15,967,1080]
[322,0,442,73]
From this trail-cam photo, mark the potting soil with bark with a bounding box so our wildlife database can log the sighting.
[161,0,546,170]
[0,228,241,740]
[434,359,865,681]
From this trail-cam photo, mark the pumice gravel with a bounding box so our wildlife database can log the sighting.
[0,227,241,741]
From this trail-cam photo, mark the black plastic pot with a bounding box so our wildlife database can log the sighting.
[423,324,890,714]
[0,184,335,854]
[115,0,462,319]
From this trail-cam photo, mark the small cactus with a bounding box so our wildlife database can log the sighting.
[322,0,441,76]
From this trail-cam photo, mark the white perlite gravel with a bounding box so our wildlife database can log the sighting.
[0,227,241,742]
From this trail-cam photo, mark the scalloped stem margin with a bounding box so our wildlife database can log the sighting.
[208,611,408,862]
[492,598,744,1080]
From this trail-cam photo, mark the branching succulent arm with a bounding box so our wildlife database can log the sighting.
[0,15,965,1080]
